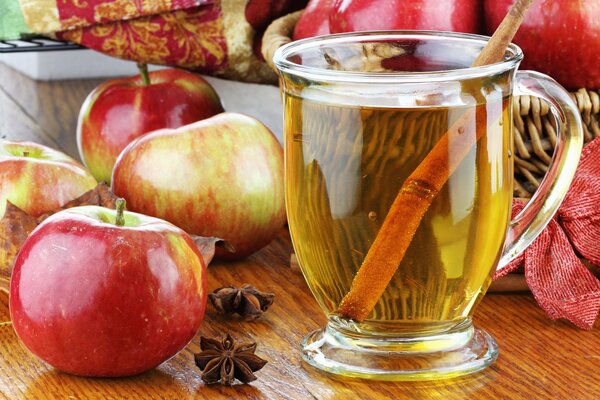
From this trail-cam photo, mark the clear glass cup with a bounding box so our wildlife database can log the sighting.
[273,31,583,380]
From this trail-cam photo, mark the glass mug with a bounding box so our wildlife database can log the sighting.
[274,31,583,380]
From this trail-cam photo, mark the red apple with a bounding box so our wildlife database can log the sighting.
[77,66,224,184]
[293,0,334,40]
[330,0,482,34]
[245,0,309,31]
[0,140,97,218]
[485,0,600,90]
[9,201,207,377]
[245,0,309,59]
[111,113,285,260]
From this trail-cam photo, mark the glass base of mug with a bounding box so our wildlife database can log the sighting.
[301,319,498,381]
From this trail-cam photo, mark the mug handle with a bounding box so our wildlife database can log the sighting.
[497,71,584,273]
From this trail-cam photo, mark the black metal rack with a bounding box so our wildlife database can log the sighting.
[0,37,82,53]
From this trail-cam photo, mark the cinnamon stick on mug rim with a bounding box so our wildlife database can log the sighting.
[337,0,535,322]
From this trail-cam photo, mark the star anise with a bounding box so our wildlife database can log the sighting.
[208,284,275,321]
[194,333,268,385]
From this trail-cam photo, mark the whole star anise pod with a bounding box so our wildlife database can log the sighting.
[208,284,275,321]
[194,333,267,385]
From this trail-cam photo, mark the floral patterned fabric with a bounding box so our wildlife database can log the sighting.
[59,0,205,29]
[57,5,228,74]
[17,0,302,82]
[20,0,208,33]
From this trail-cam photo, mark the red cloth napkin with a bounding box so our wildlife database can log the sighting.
[496,137,600,330]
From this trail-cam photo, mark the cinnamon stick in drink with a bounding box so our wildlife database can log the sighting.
[338,0,534,322]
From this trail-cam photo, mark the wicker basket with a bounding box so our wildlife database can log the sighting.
[262,11,600,198]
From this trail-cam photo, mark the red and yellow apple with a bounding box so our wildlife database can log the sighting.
[77,67,224,184]
[10,201,207,377]
[111,113,285,260]
[329,0,483,34]
[0,140,97,218]
[485,0,600,90]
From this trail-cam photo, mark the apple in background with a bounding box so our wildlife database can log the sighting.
[0,140,97,218]
[485,0,600,90]
[112,113,285,260]
[245,0,309,31]
[293,0,334,40]
[10,201,207,377]
[77,66,224,184]
[245,0,309,59]
[330,0,482,34]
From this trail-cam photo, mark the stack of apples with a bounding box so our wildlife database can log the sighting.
[78,68,286,259]
[294,0,599,90]
[3,66,285,377]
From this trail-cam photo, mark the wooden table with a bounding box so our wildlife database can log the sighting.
[0,62,598,400]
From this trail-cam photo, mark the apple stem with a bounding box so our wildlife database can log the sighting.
[22,151,29,157]
[137,63,150,86]
[115,198,126,227]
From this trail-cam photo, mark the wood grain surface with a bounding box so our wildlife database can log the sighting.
[0,62,599,400]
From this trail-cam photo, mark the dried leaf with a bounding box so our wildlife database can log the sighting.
[191,236,235,267]
[97,183,119,208]
[0,202,38,282]
[36,183,118,222]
